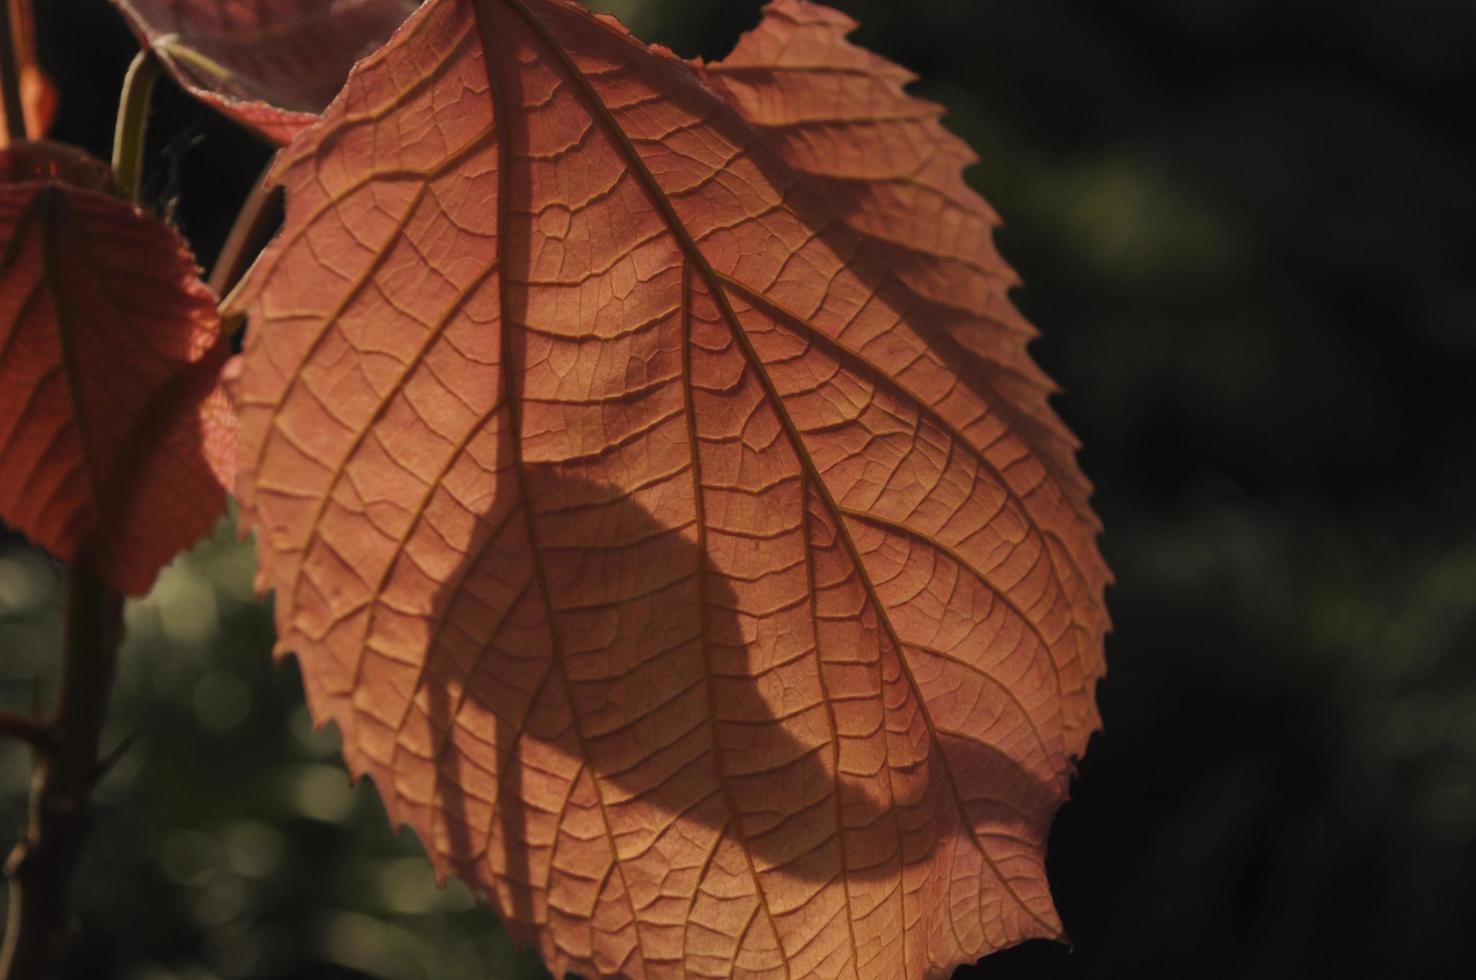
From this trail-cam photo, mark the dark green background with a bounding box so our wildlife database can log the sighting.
[3,0,1473,977]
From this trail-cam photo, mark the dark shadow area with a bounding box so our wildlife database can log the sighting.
[421,469,1063,948]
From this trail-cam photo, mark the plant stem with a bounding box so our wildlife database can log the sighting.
[111,50,161,203]
[0,569,122,980]
[209,165,281,298]
[0,715,51,754]
[0,0,29,144]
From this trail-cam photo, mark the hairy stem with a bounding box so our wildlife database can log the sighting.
[0,0,28,144]
[0,569,122,980]
[112,50,161,203]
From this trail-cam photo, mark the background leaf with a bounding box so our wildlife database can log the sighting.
[0,140,232,595]
[108,0,419,144]
[233,1,1107,977]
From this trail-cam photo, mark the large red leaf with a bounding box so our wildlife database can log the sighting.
[0,141,232,595]
[108,0,418,144]
[234,0,1109,976]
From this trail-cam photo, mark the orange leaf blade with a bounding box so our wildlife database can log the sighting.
[0,143,232,595]
[235,1,1109,976]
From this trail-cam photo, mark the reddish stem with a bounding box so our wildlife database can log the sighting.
[0,569,122,980]
[0,0,29,144]
[0,714,52,754]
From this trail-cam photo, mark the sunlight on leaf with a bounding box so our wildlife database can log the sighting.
[233,1,1109,976]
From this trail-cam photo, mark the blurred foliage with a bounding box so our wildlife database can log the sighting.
[1,519,548,980]
[3,0,1473,977]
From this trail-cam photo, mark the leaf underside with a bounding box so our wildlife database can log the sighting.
[0,144,231,595]
[234,1,1109,977]
[109,0,418,144]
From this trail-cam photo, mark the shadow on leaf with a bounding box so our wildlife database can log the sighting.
[419,466,1064,959]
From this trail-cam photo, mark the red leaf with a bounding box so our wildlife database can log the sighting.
[0,141,233,595]
[234,1,1109,975]
[108,0,418,144]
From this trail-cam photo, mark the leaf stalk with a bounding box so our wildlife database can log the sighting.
[111,50,162,203]
[208,165,281,299]
[0,0,29,144]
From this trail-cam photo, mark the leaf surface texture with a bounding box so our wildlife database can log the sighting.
[234,1,1110,976]
[0,142,231,594]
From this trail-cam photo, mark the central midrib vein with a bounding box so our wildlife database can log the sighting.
[470,0,654,972]
[41,191,109,535]
[489,0,1063,945]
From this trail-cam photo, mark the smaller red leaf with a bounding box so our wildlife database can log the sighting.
[0,139,114,189]
[0,140,233,595]
[108,0,418,144]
